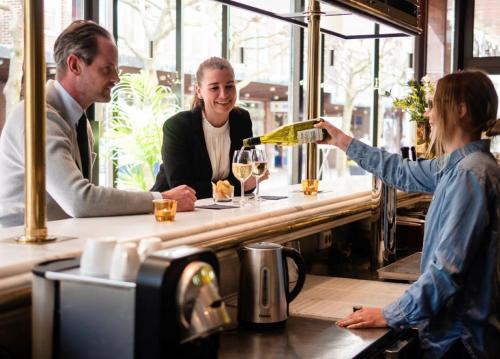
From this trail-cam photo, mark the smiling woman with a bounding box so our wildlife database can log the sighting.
[151,57,258,199]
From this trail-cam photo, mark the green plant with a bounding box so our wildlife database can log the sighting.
[386,77,435,123]
[107,70,178,191]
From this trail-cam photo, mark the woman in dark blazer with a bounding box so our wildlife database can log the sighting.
[151,57,259,199]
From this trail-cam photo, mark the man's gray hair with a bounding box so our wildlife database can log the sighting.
[53,20,113,77]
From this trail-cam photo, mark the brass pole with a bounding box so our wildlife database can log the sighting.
[18,0,52,243]
[306,0,321,180]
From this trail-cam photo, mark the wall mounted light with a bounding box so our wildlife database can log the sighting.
[149,41,154,59]
[239,47,245,64]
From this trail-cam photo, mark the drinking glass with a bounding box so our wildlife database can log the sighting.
[251,148,268,201]
[301,179,319,195]
[232,149,253,206]
[152,199,177,222]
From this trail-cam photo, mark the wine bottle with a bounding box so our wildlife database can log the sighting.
[243,119,325,147]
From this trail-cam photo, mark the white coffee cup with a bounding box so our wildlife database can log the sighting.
[80,237,117,277]
[109,242,140,282]
[137,237,163,261]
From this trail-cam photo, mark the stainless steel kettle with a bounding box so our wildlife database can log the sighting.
[237,242,306,327]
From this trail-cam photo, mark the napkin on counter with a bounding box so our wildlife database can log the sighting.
[259,195,288,200]
[195,204,239,210]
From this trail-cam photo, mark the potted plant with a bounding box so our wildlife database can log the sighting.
[106,70,178,190]
[386,76,435,158]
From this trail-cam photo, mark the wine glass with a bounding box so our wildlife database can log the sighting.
[232,149,253,207]
[251,148,268,201]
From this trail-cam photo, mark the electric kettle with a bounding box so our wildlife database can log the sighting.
[237,242,306,327]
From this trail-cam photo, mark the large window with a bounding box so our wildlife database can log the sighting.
[378,36,416,154]
[0,0,82,134]
[320,35,373,186]
[489,75,500,159]
[229,6,292,191]
[459,0,500,72]
[473,0,500,58]
[97,0,420,196]
[183,1,222,109]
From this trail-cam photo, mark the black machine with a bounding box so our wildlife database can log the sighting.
[32,246,229,359]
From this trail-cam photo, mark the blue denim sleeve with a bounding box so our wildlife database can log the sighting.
[346,139,439,193]
[382,169,488,328]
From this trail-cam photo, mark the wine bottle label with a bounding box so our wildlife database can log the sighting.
[296,128,323,144]
[243,137,261,147]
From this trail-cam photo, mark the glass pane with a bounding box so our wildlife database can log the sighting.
[0,1,82,133]
[103,0,178,190]
[490,75,500,163]
[378,36,415,154]
[117,0,176,73]
[320,35,373,191]
[229,7,292,191]
[317,3,403,37]
[183,0,222,109]
[234,0,291,14]
[473,0,500,57]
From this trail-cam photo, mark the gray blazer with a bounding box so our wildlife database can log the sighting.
[0,80,154,228]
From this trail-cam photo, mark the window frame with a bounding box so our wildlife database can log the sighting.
[455,0,500,73]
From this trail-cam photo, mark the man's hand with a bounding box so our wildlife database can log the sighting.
[336,307,388,329]
[161,185,196,212]
[315,120,353,151]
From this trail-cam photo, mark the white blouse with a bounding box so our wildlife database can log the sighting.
[202,113,231,181]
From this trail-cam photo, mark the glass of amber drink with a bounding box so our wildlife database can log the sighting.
[152,199,177,222]
[301,179,319,196]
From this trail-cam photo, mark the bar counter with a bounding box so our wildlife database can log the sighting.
[220,316,410,358]
[0,178,425,358]
[0,177,425,295]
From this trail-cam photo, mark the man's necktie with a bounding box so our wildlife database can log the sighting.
[76,113,90,180]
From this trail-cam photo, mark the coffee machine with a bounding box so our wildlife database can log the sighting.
[32,245,230,359]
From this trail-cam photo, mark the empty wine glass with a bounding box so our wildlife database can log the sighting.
[251,148,268,201]
[232,149,253,207]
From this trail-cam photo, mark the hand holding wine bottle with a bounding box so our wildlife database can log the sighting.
[314,120,353,152]
[243,119,325,147]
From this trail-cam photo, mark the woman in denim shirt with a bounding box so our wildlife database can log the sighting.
[317,70,500,359]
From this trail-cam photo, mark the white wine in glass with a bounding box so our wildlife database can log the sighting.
[251,149,268,201]
[232,149,253,206]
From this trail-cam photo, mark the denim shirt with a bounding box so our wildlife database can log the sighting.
[347,139,500,358]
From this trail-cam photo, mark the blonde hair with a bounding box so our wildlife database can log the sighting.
[430,70,498,156]
[191,57,235,110]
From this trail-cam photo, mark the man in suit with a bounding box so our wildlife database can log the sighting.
[0,20,196,228]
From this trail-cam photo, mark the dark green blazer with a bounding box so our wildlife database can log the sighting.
[151,107,253,199]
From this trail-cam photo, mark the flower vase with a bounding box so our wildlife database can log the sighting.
[415,121,432,158]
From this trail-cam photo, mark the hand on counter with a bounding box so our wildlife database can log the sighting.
[336,307,387,329]
[314,120,353,152]
[161,185,196,211]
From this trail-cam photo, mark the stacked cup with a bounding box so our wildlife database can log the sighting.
[109,242,140,282]
[80,236,164,282]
